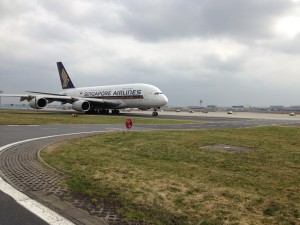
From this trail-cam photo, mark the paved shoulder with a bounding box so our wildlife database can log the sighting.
[0,133,118,225]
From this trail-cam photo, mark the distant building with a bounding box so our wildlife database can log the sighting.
[287,105,300,111]
[207,105,217,108]
[232,105,244,109]
[188,106,205,109]
[270,105,284,110]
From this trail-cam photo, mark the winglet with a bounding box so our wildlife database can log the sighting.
[57,62,75,89]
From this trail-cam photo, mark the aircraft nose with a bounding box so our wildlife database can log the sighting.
[161,94,168,106]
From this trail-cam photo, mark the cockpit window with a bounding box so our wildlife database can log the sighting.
[154,92,163,95]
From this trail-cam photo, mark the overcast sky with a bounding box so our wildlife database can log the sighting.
[1,0,300,107]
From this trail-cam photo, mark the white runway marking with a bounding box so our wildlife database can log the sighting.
[42,127,59,130]
[0,176,74,225]
[7,125,39,127]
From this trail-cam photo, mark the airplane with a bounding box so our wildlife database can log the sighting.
[0,62,168,116]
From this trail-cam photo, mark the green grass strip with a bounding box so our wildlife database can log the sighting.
[0,110,194,125]
[41,126,300,225]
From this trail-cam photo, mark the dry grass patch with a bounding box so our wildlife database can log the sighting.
[41,127,300,225]
[202,144,254,153]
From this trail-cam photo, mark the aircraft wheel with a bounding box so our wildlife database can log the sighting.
[100,109,107,114]
[152,111,158,116]
[85,109,96,114]
[112,109,120,115]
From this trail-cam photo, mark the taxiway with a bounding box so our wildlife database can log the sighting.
[1,111,300,225]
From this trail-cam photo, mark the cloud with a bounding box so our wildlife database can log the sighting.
[0,0,300,107]
[110,0,291,42]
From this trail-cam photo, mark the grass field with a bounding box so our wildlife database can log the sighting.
[41,126,300,225]
[0,110,193,125]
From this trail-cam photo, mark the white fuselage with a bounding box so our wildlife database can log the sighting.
[61,83,168,110]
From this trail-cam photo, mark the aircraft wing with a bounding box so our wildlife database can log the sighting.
[73,97,122,107]
[0,93,122,108]
[0,94,73,103]
[26,91,122,107]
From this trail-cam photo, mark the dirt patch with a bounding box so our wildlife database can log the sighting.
[42,141,65,154]
[202,144,254,153]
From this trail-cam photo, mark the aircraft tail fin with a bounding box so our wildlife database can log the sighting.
[57,62,75,89]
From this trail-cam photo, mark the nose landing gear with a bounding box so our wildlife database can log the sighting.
[152,109,158,116]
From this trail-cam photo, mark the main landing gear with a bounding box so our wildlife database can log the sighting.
[111,109,120,115]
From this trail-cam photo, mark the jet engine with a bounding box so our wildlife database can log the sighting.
[29,97,47,109]
[72,100,90,112]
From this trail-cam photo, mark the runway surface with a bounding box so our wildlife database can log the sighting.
[1,112,300,225]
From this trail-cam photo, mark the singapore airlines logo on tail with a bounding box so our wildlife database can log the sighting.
[61,68,70,88]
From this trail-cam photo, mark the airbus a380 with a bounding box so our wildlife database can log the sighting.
[1,62,168,116]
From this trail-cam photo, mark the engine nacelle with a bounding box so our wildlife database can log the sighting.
[72,100,90,112]
[29,97,47,109]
